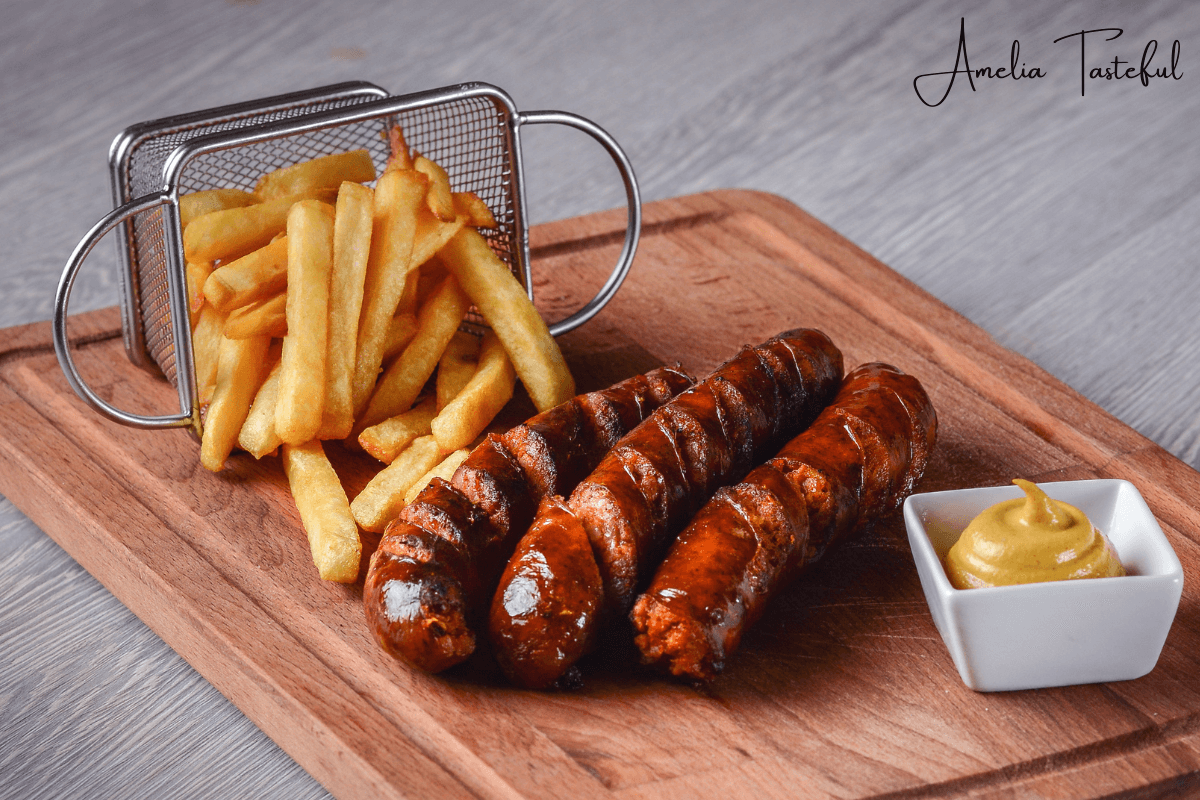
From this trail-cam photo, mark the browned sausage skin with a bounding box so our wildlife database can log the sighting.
[489,330,844,688]
[367,524,476,672]
[490,496,604,689]
[632,362,937,681]
[577,329,842,612]
[363,365,695,673]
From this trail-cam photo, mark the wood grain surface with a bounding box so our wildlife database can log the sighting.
[3,192,1199,799]
[3,1,1199,798]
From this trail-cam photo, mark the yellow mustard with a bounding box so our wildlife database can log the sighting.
[945,479,1125,589]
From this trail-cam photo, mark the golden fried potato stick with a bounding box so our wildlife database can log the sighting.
[403,448,471,504]
[201,236,288,313]
[384,125,414,172]
[430,331,516,451]
[255,150,376,200]
[415,259,449,308]
[318,181,374,440]
[192,304,228,406]
[180,188,257,230]
[282,440,362,583]
[359,274,470,429]
[394,266,420,317]
[238,357,283,458]
[436,330,481,410]
[381,312,418,362]
[413,154,455,222]
[409,208,465,275]
[350,168,429,417]
[357,395,437,464]
[200,334,272,471]
[349,435,443,532]
[439,227,574,411]
[224,292,287,339]
[184,188,333,263]
[451,191,497,229]
[276,200,335,444]
[202,238,287,310]
[186,261,214,330]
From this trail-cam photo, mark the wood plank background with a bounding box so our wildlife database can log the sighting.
[2,1,1198,797]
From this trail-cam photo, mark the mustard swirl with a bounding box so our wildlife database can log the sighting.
[945,479,1124,589]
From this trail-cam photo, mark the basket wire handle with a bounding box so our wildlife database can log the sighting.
[54,193,193,429]
[516,111,641,337]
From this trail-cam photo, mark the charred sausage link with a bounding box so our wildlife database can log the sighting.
[631,362,937,681]
[578,330,843,612]
[363,365,695,672]
[491,496,605,689]
[489,329,844,688]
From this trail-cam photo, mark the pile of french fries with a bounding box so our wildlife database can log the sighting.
[182,128,575,583]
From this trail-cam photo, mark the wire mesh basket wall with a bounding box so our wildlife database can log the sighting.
[54,82,641,432]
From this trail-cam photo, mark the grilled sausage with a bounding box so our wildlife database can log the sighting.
[489,329,844,688]
[490,496,604,689]
[631,363,937,681]
[364,365,695,672]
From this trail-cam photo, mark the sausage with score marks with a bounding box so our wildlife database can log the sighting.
[631,362,937,681]
[363,365,694,672]
[489,329,844,688]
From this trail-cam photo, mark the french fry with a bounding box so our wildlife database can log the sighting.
[439,227,574,411]
[186,261,214,330]
[384,125,414,172]
[276,200,334,444]
[224,292,287,339]
[403,448,470,504]
[255,150,376,200]
[360,274,471,429]
[415,259,449,307]
[350,168,428,417]
[281,441,362,583]
[413,154,455,222]
[192,304,228,406]
[409,208,465,274]
[436,330,481,410]
[382,312,418,362]
[180,188,257,230]
[200,334,272,471]
[318,181,375,440]
[452,191,497,229]
[202,236,288,312]
[358,395,437,464]
[350,435,443,532]
[238,358,283,458]
[394,266,421,317]
[184,188,333,263]
[430,331,516,451]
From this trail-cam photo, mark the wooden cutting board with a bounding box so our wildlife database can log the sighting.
[2,190,1199,800]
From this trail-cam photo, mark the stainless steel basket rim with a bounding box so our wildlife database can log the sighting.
[160,82,534,298]
[109,81,391,189]
[162,83,518,190]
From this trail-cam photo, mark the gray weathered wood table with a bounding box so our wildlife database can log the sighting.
[2,1,1197,797]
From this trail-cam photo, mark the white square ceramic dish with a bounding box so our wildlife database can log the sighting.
[903,479,1183,692]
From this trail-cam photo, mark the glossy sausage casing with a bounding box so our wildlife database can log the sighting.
[632,362,937,681]
[490,496,604,689]
[363,365,695,672]
[489,329,844,688]
[574,329,843,612]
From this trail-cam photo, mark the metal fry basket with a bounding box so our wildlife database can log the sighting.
[54,81,640,432]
